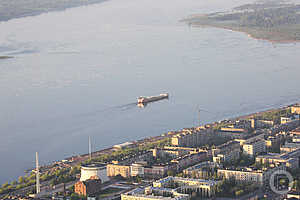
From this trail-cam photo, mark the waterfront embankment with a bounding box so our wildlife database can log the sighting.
[1,101,299,198]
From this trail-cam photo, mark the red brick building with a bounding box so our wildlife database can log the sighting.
[74,178,102,196]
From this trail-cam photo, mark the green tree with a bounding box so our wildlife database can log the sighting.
[136,176,142,183]
[167,170,175,176]
[11,180,17,185]
[293,180,300,190]
[16,184,23,190]
[1,182,9,188]
[235,189,244,197]
[70,193,80,200]
[18,176,25,184]
[6,185,13,191]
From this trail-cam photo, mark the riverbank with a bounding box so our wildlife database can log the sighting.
[0,0,107,22]
[24,102,300,172]
[0,56,13,59]
[183,2,300,43]
[190,23,300,43]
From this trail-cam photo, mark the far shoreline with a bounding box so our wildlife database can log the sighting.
[183,2,300,44]
[0,56,14,59]
[190,23,300,44]
[0,0,107,23]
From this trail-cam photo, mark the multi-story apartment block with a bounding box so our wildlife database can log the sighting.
[281,117,293,124]
[256,148,300,169]
[291,127,300,136]
[293,136,300,143]
[218,127,247,139]
[212,141,241,164]
[171,152,207,170]
[183,161,219,179]
[217,165,285,186]
[242,139,266,157]
[171,128,212,147]
[280,142,300,153]
[250,119,274,129]
[143,165,173,178]
[218,169,263,185]
[107,164,131,178]
[291,105,300,114]
[265,135,282,149]
[121,177,220,200]
[152,148,187,158]
[153,177,220,198]
[235,133,265,146]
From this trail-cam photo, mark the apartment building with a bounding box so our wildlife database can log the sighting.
[243,139,266,157]
[256,148,300,169]
[280,142,300,153]
[171,128,211,147]
[291,105,300,114]
[212,141,241,164]
[171,152,207,170]
[107,164,131,178]
[183,161,219,179]
[217,165,285,186]
[153,177,220,198]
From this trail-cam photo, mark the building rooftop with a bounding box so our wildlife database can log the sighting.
[81,163,106,168]
[280,148,300,159]
[172,151,206,162]
[281,142,300,149]
[113,142,134,148]
[124,187,187,200]
[218,166,263,173]
[184,161,218,172]
[244,138,264,145]
[256,153,281,159]
[287,190,300,195]
[154,176,219,186]
[216,140,239,149]
[256,148,300,160]
[291,127,300,133]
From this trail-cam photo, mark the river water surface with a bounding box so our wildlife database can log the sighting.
[1,0,300,184]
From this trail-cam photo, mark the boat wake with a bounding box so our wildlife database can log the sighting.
[74,102,138,119]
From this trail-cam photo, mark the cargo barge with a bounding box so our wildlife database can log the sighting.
[137,93,169,104]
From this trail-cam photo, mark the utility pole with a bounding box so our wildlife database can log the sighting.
[36,152,40,194]
[89,136,92,160]
[198,109,201,127]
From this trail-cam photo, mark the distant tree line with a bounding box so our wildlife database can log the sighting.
[213,5,300,29]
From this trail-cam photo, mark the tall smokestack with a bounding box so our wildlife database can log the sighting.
[36,152,40,194]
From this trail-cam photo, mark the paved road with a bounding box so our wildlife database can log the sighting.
[35,181,77,198]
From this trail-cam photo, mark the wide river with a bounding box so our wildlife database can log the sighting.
[1,0,300,184]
